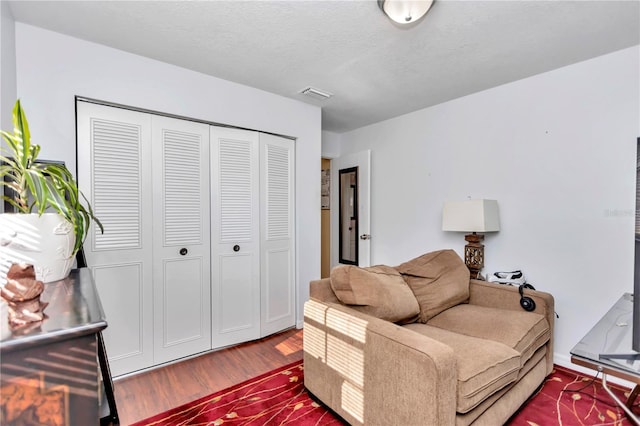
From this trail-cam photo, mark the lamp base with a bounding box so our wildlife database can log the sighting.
[464,233,484,279]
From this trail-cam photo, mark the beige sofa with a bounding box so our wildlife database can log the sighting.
[303,250,554,426]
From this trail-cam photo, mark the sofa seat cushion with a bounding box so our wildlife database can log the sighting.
[396,249,470,322]
[403,323,520,413]
[427,304,550,366]
[330,265,420,323]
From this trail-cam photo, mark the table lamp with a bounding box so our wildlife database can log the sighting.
[442,199,500,279]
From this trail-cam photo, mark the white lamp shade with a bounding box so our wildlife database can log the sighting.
[442,199,500,233]
[379,0,434,24]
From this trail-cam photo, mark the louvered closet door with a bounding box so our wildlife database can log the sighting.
[152,116,211,364]
[77,102,154,377]
[260,134,295,336]
[210,126,261,348]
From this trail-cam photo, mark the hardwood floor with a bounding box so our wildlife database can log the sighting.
[111,328,304,425]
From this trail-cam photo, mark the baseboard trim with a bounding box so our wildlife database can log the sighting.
[554,352,636,389]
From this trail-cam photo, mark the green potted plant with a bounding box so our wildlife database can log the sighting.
[0,99,103,283]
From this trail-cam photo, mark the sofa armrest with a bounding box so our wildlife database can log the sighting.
[309,278,340,303]
[468,279,555,374]
[303,298,457,426]
[469,280,553,314]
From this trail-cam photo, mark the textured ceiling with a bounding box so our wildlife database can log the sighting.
[7,0,640,133]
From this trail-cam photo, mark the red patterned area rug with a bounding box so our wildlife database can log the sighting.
[130,360,345,426]
[132,362,637,426]
[508,365,638,425]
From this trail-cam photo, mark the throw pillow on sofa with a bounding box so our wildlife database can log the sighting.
[396,249,470,322]
[330,265,419,324]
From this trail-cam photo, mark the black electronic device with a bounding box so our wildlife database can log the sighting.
[519,283,536,312]
[600,137,640,363]
[633,137,640,353]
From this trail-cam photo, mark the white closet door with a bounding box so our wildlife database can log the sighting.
[260,134,295,336]
[77,102,154,376]
[152,116,211,364]
[210,126,261,348]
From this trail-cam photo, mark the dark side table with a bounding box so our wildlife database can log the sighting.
[570,293,640,424]
[0,268,118,425]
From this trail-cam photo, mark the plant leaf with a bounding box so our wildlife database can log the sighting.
[1,99,101,255]
[12,100,31,168]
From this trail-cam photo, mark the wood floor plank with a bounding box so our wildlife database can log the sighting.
[111,328,303,425]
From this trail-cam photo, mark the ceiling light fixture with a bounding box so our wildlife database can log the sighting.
[377,0,434,24]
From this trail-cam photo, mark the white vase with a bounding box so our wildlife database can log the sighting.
[0,213,76,284]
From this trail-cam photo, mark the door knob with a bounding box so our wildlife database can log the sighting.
[233,245,240,252]
[360,234,371,240]
[179,248,188,255]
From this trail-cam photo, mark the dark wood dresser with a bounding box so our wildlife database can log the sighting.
[0,268,113,425]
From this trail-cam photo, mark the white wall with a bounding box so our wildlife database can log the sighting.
[338,46,640,367]
[321,130,341,158]
[0,2,16,131]
[14,23,321,327]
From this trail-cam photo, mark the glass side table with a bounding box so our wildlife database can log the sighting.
[570,293,640,424]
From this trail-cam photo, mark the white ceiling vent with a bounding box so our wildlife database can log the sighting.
[299,86,333,101]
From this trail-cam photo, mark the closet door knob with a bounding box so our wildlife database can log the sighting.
[179,248,188,256]
[233,245,240,252]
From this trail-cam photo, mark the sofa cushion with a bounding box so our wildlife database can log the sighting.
[427,304,550,366]
[403,323,520,413]
[396,249,470,322]
[330,265,419,323]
